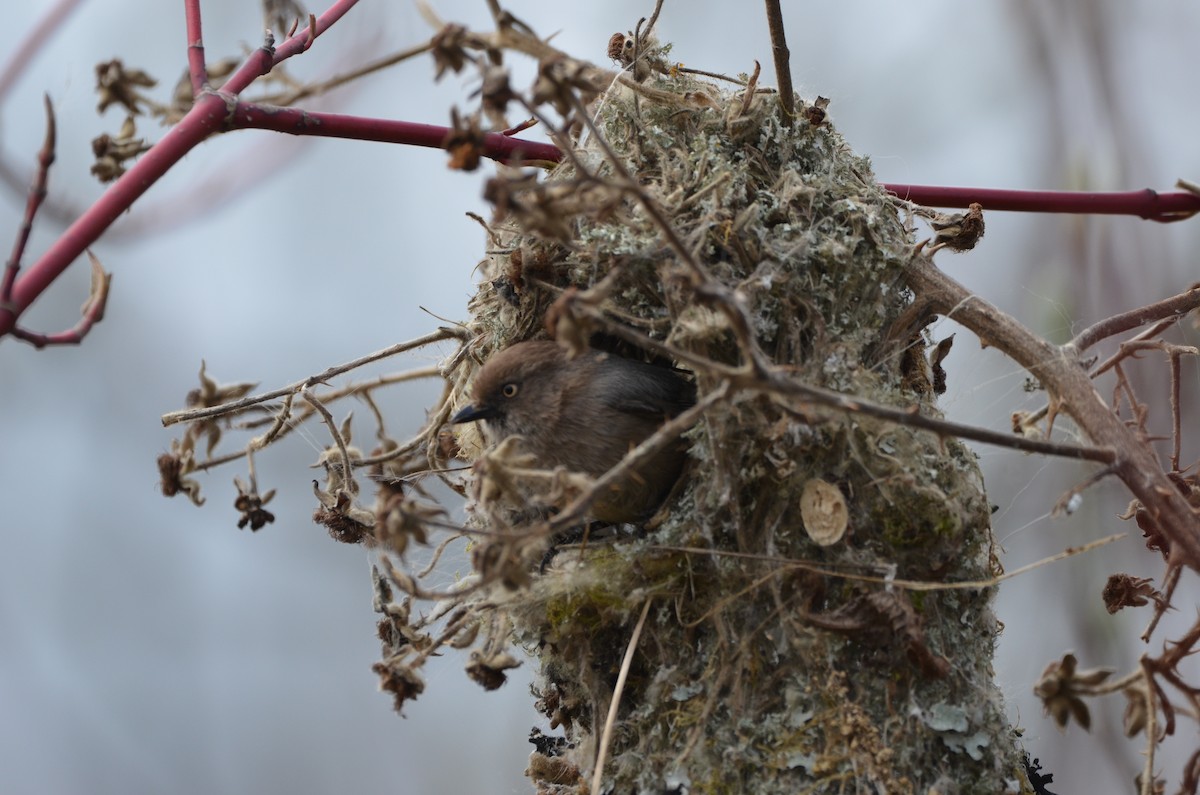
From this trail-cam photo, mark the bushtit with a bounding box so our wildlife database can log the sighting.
[451,340,695,523]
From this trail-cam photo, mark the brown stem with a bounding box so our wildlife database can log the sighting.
[1167,345,1191,472]
[763,0,794,124]
[1069,283,1200,353]
[904,254,1200,571]
[160,328,464,426]
[586,304,1116,464]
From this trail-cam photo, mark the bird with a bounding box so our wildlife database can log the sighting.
[450,340,696,524]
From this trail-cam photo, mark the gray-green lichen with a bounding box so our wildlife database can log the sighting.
[450,59,1030,795]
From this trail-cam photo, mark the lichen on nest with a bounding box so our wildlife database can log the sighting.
[441,48,1020,795]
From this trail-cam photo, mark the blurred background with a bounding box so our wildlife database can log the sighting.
[1,1,1197,792]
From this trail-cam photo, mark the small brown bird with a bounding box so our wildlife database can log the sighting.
[451,340,695,523]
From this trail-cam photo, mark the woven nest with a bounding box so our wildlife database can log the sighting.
[431,53,1015,795]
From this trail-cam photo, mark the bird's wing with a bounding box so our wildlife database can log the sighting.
[594,358,697,419]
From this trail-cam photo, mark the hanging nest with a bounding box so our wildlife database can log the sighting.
[419,36,1026,795]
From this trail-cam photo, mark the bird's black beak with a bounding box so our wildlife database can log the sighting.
[450,403,492,424]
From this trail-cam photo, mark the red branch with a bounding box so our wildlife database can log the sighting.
[185,0,207,98]
[230,104,561,163]
[0,0,364,339]
[272,3,359,65]
[454,140,1200,222]
[3,0,1200,342]
[1,96,54,305]
[0,87,228,336]
[884,184,1200,223]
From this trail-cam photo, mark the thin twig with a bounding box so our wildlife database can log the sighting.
[1017,313,1183,434]
[417,533,466,579]
[244,445,261,494]
[1069,283,1200,354]
[3,0,367,342]
[1140,564,1181,643]
[675,66,752,86]
[250,391,297,450]
[766,376,1115,463]
[379,552,489,603]
[1167,344,1194,472]
[356,422,446,469]
[253,40,434,105]
[1052,465,1117,516]
[1087,669,1146,698]
[270,0,362,69]
[584,303,1118,464]
[762,0,794,124]
[301,387,355,493]
[1140,656,1157,795]
[591,598,652,795]
[643,0,665,39]
[906,254,1200,570]
[161,329,463,426]
[651,532,1124,593]
[236,365,444,438]
[229,102,562,164]
[1088,317,1180,379]
[184,0,209,97]
[1,95,55,305]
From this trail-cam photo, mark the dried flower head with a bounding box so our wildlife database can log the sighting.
[95,59,157,115]
[1102,572,1164,614]
[1034,653,1113,732]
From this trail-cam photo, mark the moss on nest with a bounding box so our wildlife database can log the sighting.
[449,58,1025,795]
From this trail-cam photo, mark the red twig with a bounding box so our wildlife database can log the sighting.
[0,0,363,340]
[224,112,1200,219]
[272,1,358,65]
[5,1,1200,345]
[1,95,54,306]
[211,0,360,99]
[11,250,110,348]
[185,0,208,98]
[886,184,1200,223]
[230,104,561,164]
[0,89,227,337]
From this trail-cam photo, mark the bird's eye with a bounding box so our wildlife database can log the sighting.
[501,383,519,398]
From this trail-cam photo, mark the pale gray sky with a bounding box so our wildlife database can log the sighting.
[2,2,1199,793]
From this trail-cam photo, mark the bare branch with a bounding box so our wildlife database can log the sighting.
[302,387,355,494]
[161,329,464,427]
[583,303,1117,464]
[905,253,1200,570]
[1069,283,1200,353]
[763,0,794,123]
[1,94,55,305]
